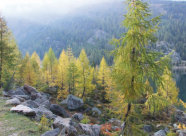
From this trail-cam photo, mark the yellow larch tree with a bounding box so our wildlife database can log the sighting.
[76,49,94,99]
[97,57,111,101]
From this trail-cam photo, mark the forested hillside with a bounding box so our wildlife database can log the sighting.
[7,0,186,65]
[0,0,186,136]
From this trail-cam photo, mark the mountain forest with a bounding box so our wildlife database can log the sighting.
[0,0,186,136]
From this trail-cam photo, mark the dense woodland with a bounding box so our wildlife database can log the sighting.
[8,0,186,65]
[0,0,186,136]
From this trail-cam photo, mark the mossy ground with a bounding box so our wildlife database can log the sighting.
[0,97,43,136]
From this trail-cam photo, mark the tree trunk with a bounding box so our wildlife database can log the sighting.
[121,103,131,136]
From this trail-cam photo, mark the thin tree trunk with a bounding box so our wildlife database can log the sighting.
[121,103,132,136]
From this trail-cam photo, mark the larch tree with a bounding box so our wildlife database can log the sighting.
[57,50,69,99]
[42,48,58,86]
[42,52,50,84]
[66,48,79,95]
[76,49,94,98]
[111,0,169,135]
[22,53,35,86]
[30,52,41,88]
[47,48,58,85]
[0,16,19,89]
[98,57,110,101]
[158,68,179,104]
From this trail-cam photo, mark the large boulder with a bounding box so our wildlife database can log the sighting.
[5,98,21,106]
[41,128,60,136]
[153,130,166,136]
[10,105,36,116]
[21,100,39,108]
[72,113,84,122]
[34,95,51,109]
[53,116,78,136]
[79,123,101,136]
[61,95,84,110]
[50,104,69,118]
[23,85,38,95]
[53,116,73,129]
[34,106,56,121]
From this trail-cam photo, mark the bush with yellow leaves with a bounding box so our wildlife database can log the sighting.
[39,115,49,132]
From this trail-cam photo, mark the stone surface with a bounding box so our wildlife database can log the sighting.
[21,100,39,108]
[34,106,56,121]
[154,130,166,136]
[5,98,21,106]
[10,105,36,116]
[62,95,84,110]
[79,123,101,136]
[23,85,38,95]
[41,128,60,136]
[72,113,84,121]
[178,130,186,136]
[175,109,186,125]
[92,107,101,116]
[53,116,72,129]
[143,125,152,133]
[50,104,69,117]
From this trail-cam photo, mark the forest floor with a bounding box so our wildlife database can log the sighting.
[0,97,42,136]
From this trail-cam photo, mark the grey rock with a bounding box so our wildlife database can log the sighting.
[5,87,26,96]
[62,95,84,110]
[33,106,56,121]
[60,126,78,136]
[50,104,69,118]
[143,125,152,133]
[154,130,166,136]
[23,85,38,95]
[10,105,36,116]
[41,128,60,136]
[21,100,39,108]
[92,107,101,116]
[72,113,84,121]
[11,95,30,101]
[79,123,101,136]
[178,130,186,136]
[175,109,186,124]
[6,98,21,106]
[53,116,73,129]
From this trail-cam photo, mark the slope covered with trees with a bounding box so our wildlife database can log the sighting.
[7,0,186,66]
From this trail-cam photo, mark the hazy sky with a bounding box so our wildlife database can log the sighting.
[0,0,115,18]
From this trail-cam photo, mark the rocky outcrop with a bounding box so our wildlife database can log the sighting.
[153,130,166,136]
[5,98,21,106]
[10,105,36,116]
[143,125,152,133]
[50,104,69,118]
[41,128,60,136]
[61,95,84,110]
